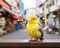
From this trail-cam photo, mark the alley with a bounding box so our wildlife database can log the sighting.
[0,29,60,41]
[0,0,60,48]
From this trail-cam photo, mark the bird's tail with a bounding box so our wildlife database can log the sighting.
[39,28,43,41]
[36,29,43,41]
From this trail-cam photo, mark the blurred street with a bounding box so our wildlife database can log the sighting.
[0,0,60,42]
[0,0,60,48]
[0,29,60,40]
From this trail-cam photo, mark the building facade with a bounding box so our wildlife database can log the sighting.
[36,0,45,16]
[36,0,60,33]
[5,0,20,16]
[0,0,11,9]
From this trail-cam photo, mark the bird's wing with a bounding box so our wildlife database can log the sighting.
[30,25,41,38]
[38,23,43,40]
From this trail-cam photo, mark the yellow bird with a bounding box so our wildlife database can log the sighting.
[26,15,43,41]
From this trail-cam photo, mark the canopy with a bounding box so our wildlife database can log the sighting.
[17,17,23,21]
[10,16,24,21]
[3,7,18,16]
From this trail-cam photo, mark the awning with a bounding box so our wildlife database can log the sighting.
[10,16,24,21]
[17,17,23,21]
[53,9,60,15]
[3,7,18,16]
[10,15,18,20]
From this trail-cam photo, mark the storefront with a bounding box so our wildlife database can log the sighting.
[47,9,60,34]
[53,9,60,27]
[0,5,18,35]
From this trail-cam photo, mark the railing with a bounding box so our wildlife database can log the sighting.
[0,39,60,48]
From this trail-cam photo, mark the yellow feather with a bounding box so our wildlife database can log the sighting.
[26,15,41,38]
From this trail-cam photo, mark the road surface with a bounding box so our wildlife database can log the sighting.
[0,29,60,41]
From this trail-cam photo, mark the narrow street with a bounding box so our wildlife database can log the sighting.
[0,29,30,39]
[0,0,60,48]
[0,29,60,41]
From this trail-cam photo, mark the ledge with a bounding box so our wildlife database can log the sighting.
[0,39,60,48]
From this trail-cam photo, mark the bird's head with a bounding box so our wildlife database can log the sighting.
[28,15,38,24]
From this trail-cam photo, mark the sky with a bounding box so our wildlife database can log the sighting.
[22,0,36,10]
[5,0,36,10]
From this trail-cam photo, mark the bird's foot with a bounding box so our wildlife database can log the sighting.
[29,37,32,41]
[37,38,42,42]
[29,39,32,41]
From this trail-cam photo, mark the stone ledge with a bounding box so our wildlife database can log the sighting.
[0,39,60,48]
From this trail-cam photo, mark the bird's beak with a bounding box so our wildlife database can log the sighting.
[28,19,31,21]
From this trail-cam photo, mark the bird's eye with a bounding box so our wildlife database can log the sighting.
[32,18,36,20]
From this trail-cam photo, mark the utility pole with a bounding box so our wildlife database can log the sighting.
[44,0,47,28]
